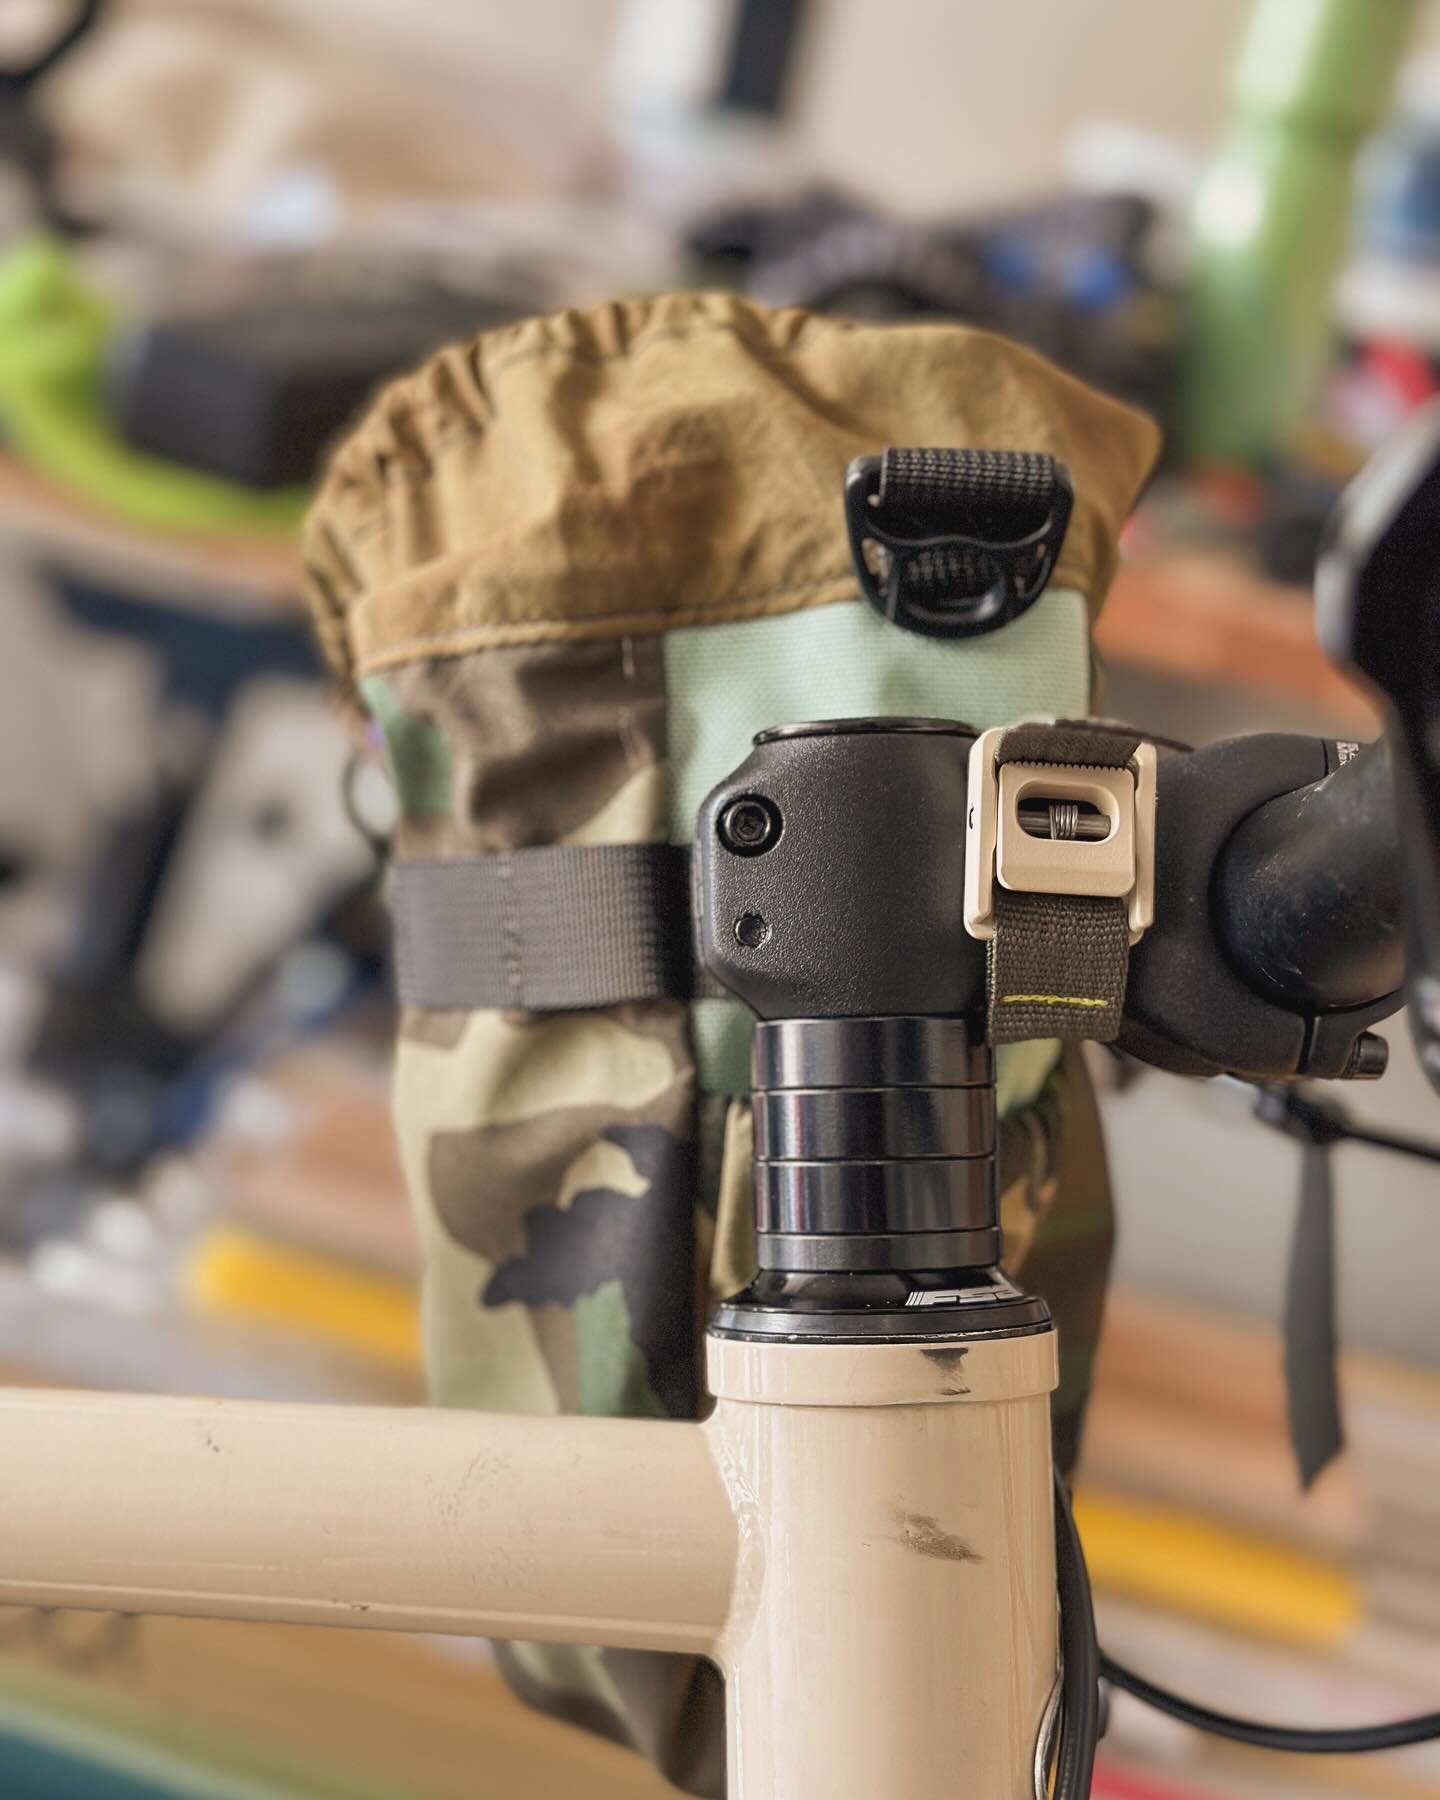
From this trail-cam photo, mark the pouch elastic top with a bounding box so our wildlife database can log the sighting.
[302,291,1161,704]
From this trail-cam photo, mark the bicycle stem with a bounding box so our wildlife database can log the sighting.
[690,711,1405,1794]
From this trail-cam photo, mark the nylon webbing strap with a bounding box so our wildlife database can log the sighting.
[845,446,1073,638]
[986,720,1142,1046]
[877,448,1060,607]
[1285,1138,1344,1489]
[996,719,1143,770]
[392,844,722,1011]
[988,891,1131,1043]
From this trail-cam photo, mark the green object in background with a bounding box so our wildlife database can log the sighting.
[0,237,306,536]
[1182,0,1418,467]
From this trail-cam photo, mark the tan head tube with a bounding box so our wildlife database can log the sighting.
[706,1330,1060,1800]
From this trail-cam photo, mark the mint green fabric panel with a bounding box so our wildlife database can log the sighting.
[689,996,755,1099]
[359,673,454,814]
[665,592,1091,1104]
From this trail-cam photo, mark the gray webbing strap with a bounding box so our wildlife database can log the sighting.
[986,720,1142,1046]
[1285,1137,1344,1488]
[393,844,723,1011]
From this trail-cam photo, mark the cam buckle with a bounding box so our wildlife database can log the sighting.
[963,725,1157,945]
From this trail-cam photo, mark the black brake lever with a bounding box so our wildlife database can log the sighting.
[1317,400,1440,1092]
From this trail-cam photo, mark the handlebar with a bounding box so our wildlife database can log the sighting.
[1118,732,1402,1083]
[1213,742,1405,1013]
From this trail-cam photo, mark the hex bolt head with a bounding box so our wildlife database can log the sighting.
[719,795,782,857]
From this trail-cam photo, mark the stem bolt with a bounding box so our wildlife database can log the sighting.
[719,795,782,856]
[1343,1031,1389,1080]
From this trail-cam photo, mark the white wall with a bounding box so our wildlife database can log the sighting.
[788,0,1256,212]
[788,0,1440,213]
[50,0,1440,216]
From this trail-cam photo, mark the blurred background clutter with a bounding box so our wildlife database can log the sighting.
[0,0,1439,1795]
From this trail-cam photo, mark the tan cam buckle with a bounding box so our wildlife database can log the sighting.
[963,725,1157,945]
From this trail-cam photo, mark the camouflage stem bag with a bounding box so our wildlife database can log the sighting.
[301,291,1160,1796]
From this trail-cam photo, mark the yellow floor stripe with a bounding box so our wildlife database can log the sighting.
[184,1227,422,1371]
[1074,1488,1361,1648]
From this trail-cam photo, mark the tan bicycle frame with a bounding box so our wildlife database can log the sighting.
[0,1324,1058,1799]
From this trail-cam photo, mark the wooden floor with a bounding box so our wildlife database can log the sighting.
[0,1614,678,1798]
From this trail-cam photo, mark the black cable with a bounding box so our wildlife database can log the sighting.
[1054,1469,1440,1764]
[1340,1121,1440,1166]
[1249,1081,1440,1167]
[1100,1651,1440,1754]
[1051,1472,1099,1798]
[1063,1075,1440,1758]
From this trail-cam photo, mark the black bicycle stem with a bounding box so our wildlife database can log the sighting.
[696,718,1046,1342]
[693,715,1406,1344]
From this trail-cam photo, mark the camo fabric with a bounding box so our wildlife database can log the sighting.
[302,292,1158,1799]
[363,637,698,1425]
[998,1044,1116,1475]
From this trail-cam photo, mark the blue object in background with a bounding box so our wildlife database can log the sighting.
[0,1732,174,1799]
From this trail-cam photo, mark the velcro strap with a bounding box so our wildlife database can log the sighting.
[996,718,1141,769]
[987,890,1130,1043]
[393,844,722,1011]
[985,718,1143,1046]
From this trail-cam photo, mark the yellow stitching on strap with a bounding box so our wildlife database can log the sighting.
[1001,994,1107,1009]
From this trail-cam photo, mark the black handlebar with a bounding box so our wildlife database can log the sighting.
[1119,732,1401,1083]
[1213,742,1405,1013]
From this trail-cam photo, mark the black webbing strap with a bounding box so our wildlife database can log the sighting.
[986,721,1142,1047]
[1285,1135,1344,1488]
[395,719,1147,1024]
[996,720,1143,769]
[988,891,1131,1044]
[879,448,1060,602]
[392,844,723,1011]
[845,447,1073,639]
